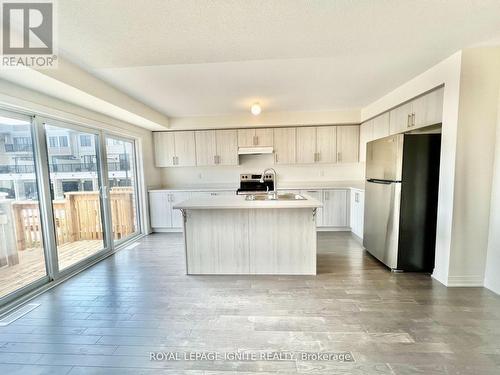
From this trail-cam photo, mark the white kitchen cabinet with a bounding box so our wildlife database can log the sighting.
[336,126,359,163]
[350,189,364,239]
[273,127,296,164]
[359,120,373,163]
[389,87,444,134]
[238,128,273,147]
[316,126,337,163]
[373,112,390,140]
[153,131,196,167]
[174,132,196,166]
[216,130,238,165]
[149,191,172,228]
[302,190,323,226]
[153,132,175,167]
[195,130,217,166]
[411,87,444,129]
[296,127,317,164]
[322,189,349,227]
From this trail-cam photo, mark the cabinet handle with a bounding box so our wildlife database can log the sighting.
[317,152,320,162]
[172,156,175,165]
[256,135,259,145]
[214,155,218,164]
[253,135,257,146]
[412,113,416,127]
[337,152,342,162]
[407,114,411,128]
[355,192,359,203]
[324,191,329,200]
[275,153,278,163]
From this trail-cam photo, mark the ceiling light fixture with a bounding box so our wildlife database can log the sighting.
[251,102,261,116]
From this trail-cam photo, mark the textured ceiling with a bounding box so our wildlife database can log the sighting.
[57,0,500,117]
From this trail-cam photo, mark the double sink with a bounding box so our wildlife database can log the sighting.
[245,193,306,201]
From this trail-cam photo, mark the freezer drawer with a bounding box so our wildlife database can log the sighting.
[363,180,401,269]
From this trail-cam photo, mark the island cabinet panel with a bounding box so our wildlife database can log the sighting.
[248,209,316,275]
[195,130,217,166]
[296,127,317,164]
[336,125,359,163]
[273,127,296,164]
[216,129,238,165]
[185,209,250,274]
[316,126,337,163]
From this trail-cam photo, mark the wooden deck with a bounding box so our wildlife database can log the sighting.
[0,240,103,298]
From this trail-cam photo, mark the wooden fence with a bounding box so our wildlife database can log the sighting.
[11,188,136,251]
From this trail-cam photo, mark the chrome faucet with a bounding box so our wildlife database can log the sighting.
[260,168,277,200]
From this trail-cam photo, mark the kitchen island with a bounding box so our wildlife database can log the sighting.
[173,194,322,275]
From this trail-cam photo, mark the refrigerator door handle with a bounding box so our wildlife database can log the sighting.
[367,178,398,185]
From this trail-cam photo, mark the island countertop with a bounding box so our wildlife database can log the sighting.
[173,194,322,210]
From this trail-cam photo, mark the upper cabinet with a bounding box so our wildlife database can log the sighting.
[372,112,390,139]
[195,130,238,166]
[154,131,196,167]
[336,126,359,163]
[273,127,296,164]
[390,87,444,134]
[296,126,337,164]
[238,128,273,147]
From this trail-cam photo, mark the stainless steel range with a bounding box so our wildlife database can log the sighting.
[236,173,274,195]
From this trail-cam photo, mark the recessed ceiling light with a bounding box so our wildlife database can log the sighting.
[251,103,261,116]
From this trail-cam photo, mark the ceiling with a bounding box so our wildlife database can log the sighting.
[57,0,500,118]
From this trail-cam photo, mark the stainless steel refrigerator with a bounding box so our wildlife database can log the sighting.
[363,133,441,272]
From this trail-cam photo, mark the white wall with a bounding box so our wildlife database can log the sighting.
[0,78,161,233]
[448,48,500,286]
[484,91,500,294]
[160,153,364,188]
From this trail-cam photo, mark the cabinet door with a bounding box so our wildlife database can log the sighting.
[149,192,172,228]
[174,131,196,166]
[412,87,444,129]
[303,190,323,226]
[237,129,255,147]
[195,130,216,166]
[273,127,296,164]
[170,191,191,228]
[359,120,373,163]
[323,189,348,227]
[153,132,175,167]
[216,130,238,165]
[336,126,359,163]
[296,127,317,164]
[389,102,412,135]
[316,126,337,163]
[255,128,274,146]
[373,112,390,140]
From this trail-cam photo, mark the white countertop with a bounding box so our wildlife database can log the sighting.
[173,194,322,210]
[149,180,365,192]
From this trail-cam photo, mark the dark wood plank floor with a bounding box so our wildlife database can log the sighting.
[1,232,500,374]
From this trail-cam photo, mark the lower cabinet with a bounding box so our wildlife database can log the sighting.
[150,188,363,233]
[350,189,364,238]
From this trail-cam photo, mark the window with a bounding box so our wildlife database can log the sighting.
[48,136,58,147]
[58,136,68,147]
[80,135,92,147]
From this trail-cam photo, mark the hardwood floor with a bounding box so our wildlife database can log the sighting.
[1,232,500,374]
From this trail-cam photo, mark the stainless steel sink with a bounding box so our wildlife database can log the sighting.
[245,193,306,201]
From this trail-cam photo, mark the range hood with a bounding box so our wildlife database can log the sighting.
[238,146,274,155]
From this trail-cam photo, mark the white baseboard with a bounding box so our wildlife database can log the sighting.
[446,275,484,287]
[152,228,183,233]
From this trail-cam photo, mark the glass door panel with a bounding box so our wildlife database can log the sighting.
[45,123,106,271]
[105,136,139,243]
[0,114,47,299]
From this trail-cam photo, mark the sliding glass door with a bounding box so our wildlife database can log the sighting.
[44,121,110,271]
[0,110,143,310]
[0,112,48,300]
[105,136,140,244]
